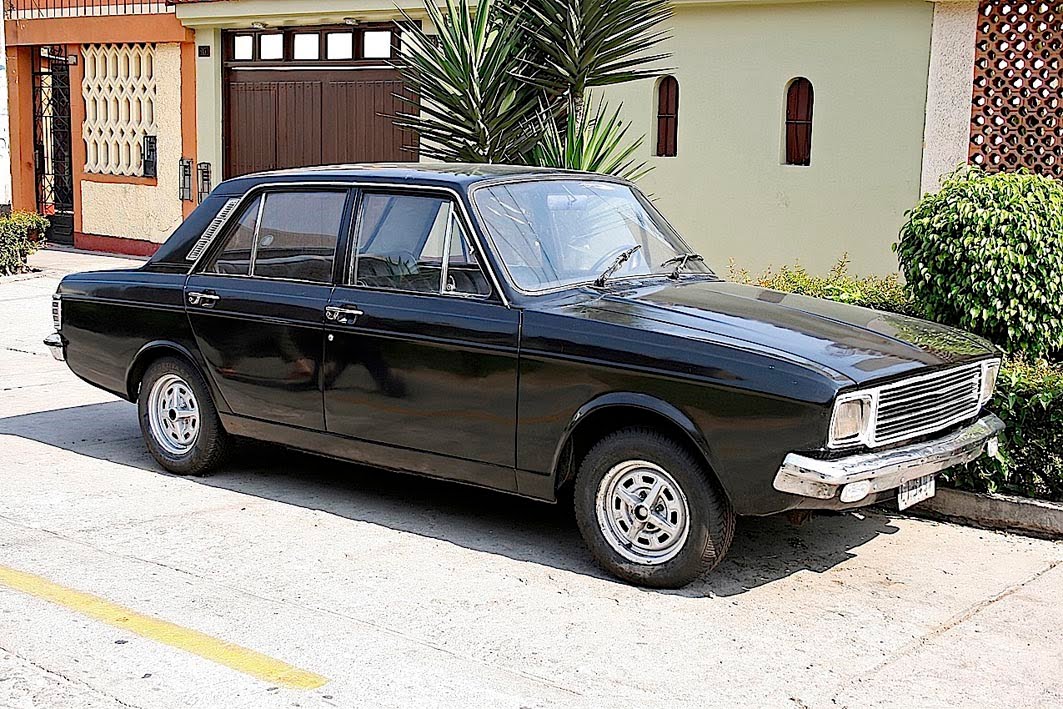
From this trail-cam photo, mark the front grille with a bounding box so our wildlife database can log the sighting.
[871,363,982,446]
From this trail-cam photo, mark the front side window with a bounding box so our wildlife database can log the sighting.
[352,193,490,296]
[474,179,708,292]
[204,190,346,283]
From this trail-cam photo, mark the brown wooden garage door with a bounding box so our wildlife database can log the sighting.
[223,26,418,178]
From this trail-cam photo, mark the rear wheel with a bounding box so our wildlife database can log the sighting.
[573,428,735,588]
[138,357,228,475]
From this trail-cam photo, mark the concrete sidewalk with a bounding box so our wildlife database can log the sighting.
[1,248,1061,708]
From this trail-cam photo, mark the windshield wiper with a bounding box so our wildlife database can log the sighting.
[660,252,705,279]
[594,245,642,288]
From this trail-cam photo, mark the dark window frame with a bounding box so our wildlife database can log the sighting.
[222,24,403,68]
[784,77,814,166]
[655,75,679,157]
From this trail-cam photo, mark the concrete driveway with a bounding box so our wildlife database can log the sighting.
[1,248,1061,708]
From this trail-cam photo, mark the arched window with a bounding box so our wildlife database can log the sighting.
[784,78,814,166]
[655,75,679,157]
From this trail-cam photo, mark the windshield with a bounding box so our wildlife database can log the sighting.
[473,179,710,292]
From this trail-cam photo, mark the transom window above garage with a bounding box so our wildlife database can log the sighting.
[225,25,399,65]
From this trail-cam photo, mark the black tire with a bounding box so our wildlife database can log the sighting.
[137,356,229,476]
[573,427,735,588]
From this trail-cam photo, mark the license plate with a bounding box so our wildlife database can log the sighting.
[898,474,936,511]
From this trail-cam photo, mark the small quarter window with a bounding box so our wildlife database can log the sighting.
[259,34,283,60]
[292,33,320,60]
[232,35,253,61]
[784,77,814,166]
[326,32,354,59]
[655,75,679,157]
[363,30,392,58]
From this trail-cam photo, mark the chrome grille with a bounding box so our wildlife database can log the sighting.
[871,363,982,446]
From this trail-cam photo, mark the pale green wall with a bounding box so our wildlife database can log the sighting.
[179,0,935,275]
[603,0,934,274]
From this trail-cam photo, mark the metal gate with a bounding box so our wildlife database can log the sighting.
[32,47,74,244]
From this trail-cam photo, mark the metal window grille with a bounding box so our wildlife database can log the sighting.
[82,43,157,176]
[179,157,193,201]
[196,162,212,203]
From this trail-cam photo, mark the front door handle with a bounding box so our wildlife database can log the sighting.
[187,291,220,308]
[325,305,364,324]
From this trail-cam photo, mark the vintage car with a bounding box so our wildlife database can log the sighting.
[45,164,1004,588]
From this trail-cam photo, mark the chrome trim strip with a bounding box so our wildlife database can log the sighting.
[186,180,511,308]
[185,197,241,262]
[775,413,1004,500]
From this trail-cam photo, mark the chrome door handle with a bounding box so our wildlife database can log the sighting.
[325,305,364,324]
[187,291,220,308]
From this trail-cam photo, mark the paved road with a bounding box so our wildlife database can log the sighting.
[1,248,1061,708]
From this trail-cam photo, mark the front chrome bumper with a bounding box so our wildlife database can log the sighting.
[773,414,1005,502]
[43,332,65,361]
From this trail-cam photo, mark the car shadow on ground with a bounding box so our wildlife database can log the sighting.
[1,401,900,597]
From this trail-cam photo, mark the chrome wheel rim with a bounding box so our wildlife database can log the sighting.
[595,460,691,565]
[147,373,200,456]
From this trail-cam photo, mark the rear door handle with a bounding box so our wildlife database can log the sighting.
[325,305,364,324]
[187,291,220,308]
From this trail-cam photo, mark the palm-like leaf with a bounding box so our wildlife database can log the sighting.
[393,0,542,162]
[531,97,650,181]
[505,0,673,104]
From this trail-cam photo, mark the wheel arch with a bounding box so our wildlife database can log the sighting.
[124,340,206,403]
[551,393,729,503]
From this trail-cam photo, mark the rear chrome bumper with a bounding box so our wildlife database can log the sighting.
[44,332,65,361]
[773,414,1005,502]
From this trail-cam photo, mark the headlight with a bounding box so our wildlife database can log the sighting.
[980,359,1000,405]
[828,393,873,448]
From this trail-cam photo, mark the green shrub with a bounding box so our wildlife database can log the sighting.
[0,211,50,277]
[728,255,915,315]
[896,168,1063,357]
[943,357,1063,502]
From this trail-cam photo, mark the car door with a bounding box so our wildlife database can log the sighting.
[185,187,352,430]
[322,189,520,481]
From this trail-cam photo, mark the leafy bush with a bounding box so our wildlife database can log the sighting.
[943,357,1063,502]
[728,255,915,315]
[896,168,1063,357]
[0,211,50,276]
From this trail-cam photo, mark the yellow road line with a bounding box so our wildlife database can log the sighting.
[0,565,328,690]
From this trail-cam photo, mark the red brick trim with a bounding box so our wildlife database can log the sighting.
[73,232,160,257]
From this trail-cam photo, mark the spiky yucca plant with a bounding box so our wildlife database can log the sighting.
[533,99,649,180]
[393,0,672,179]
[394,0,542,163]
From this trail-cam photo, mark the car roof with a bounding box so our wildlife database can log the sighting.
[215,162,600,196]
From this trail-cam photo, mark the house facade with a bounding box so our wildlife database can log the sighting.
[5,0,1061,272]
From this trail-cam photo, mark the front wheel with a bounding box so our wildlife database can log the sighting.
[574,428,735,588]
[137,357,229,476]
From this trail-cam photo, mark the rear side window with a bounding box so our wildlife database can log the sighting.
[203,190,347,283]
[253,192,346,283]
[352,192,490,296]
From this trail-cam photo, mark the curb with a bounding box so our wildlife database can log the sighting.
[900,487,1063,539]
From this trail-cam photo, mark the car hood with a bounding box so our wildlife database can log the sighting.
[586,279,997,385]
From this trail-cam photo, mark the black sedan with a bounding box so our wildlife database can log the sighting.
[45,164,1004,588]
